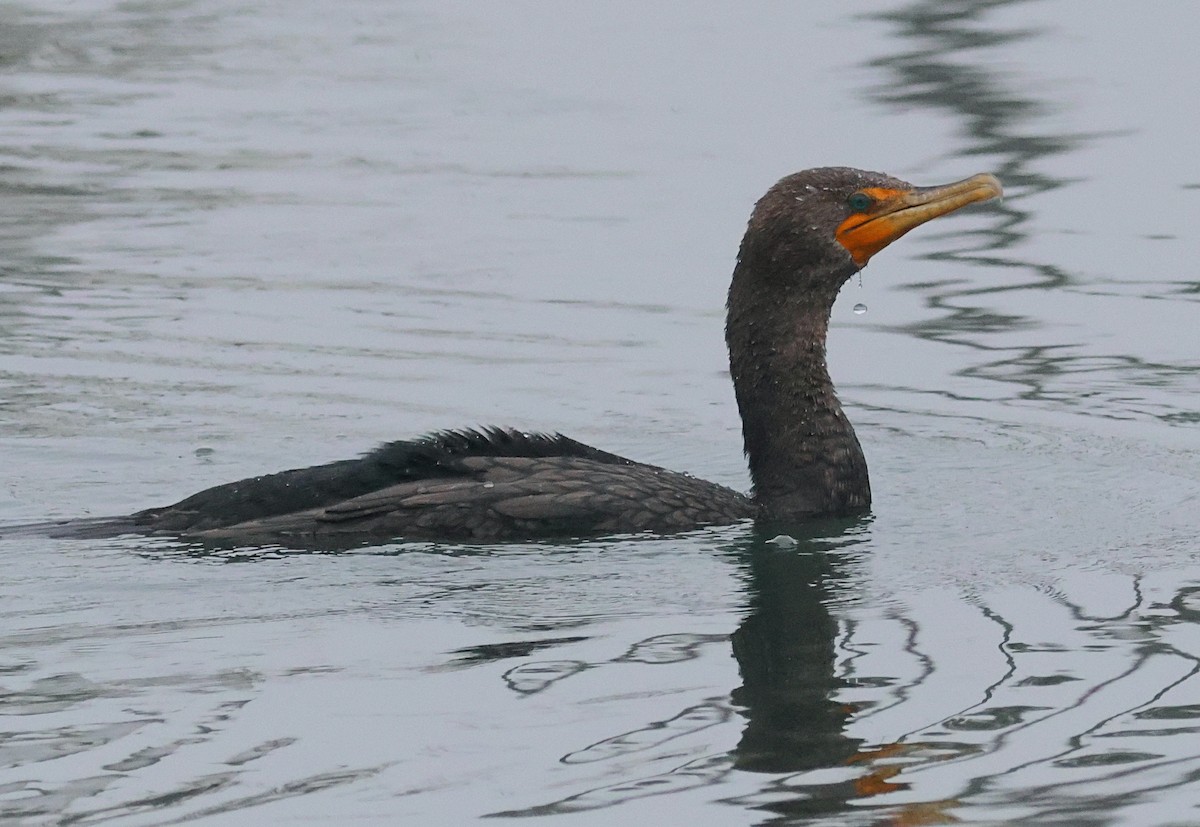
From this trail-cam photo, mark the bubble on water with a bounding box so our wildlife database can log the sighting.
[853,303,867,315]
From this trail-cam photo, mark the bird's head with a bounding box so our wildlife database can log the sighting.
[736,166,1002,294]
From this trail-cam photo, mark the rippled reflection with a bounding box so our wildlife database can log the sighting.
[865,0,1198,427]
[470,528,1200,824]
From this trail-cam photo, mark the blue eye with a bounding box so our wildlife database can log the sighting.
[847,192,872,212]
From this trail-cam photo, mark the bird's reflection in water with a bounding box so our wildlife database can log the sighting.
[485,524,930,821]
[723,524,954,823]
[730,525,863,776]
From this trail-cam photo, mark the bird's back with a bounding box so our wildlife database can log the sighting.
[123,428,752,545]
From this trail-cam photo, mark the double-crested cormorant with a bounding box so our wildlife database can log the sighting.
[35,168,1001,545]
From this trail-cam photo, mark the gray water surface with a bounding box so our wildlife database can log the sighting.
[2,1,1198,824]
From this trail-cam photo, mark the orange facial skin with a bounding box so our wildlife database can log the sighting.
[836,174,1003,266]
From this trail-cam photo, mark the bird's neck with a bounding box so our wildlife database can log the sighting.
[725,264,870,522]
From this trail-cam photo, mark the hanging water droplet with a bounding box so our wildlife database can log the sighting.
[853,303,867,315]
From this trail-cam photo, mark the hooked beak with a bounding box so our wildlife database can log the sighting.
[836,173,1003,266]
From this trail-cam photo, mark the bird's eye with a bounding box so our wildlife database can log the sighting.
[847,192,873,212]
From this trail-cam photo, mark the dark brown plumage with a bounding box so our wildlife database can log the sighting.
[22,167,1001,546]
[125,428,754,543]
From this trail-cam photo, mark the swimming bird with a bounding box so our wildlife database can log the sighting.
[42,167,1001,545]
